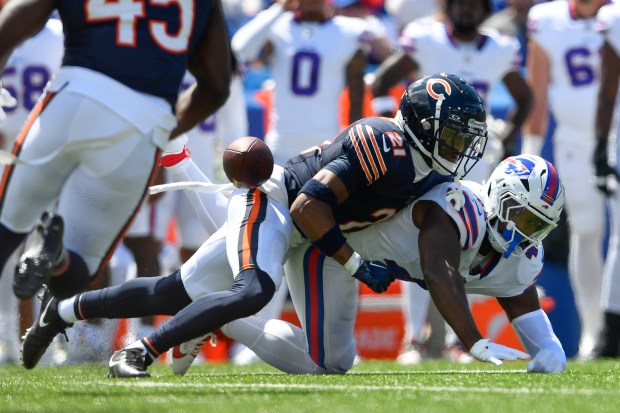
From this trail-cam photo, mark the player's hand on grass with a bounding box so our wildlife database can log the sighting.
[469,338,530,366]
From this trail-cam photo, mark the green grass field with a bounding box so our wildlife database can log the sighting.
[1,360,619,413]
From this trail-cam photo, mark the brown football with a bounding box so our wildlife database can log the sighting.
[223,136,274,188]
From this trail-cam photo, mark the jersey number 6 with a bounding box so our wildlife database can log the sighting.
[86,0,194,53]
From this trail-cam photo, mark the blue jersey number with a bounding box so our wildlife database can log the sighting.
[564,47,596,87]
[291,51,320,96]
[1,65,51,113]
[86,0,195,52]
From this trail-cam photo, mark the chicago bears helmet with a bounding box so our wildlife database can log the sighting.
[397,73,487,177]
[484,155,565,257]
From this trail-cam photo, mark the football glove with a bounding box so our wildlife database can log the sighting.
[469,338,530,366]
[0,82,17,122]
[351,259,406,293]
[593,139,620,196]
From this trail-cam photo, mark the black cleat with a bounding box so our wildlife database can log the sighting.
[21,291,71,369]
[14,212,65,299]
[593,312,620,359]
[107,348,151,378]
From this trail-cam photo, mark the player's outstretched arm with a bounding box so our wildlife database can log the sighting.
[414,200,529,364]
[173,0,231,138]
[0,0,56,71]
[290,169,401,293]
[498,289,566,373]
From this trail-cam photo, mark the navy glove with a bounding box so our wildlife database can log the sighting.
[352,259,406,293]
[593,139,620,196]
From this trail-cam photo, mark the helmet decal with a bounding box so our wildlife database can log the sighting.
[426,78,452,100]
[541,160,560,206]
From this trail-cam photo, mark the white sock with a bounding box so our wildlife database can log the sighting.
[57,296,79,324]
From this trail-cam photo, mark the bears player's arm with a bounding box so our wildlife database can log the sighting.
[291,168,355,266]
[172,0,231,138]
[497,289,566,373]
[0,0,55,70]
[413,199,484,351]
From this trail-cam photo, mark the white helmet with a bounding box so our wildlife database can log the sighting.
[484,155,564,257]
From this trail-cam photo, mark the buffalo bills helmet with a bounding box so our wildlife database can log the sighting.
[484,155,565,257]
[397,73,487,177]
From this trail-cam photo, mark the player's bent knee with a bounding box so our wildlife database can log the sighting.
[232,267,276,317]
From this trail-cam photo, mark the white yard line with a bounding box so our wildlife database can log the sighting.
[90,379,611,397]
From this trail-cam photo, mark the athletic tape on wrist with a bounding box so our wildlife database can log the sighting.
[312,225,346,257]
[344,252,362,274]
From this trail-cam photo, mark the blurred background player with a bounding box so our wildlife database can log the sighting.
[592,2,620,358]
[230,0,372,363]
[522,0,608,358]
[0,5,63,364]
[371,0,531,362]
[0,0,232,357]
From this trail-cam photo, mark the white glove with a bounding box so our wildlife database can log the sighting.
[527,347,565,373]
[469,338,530,366]
[161,134,191,168]
[0,82,17,122]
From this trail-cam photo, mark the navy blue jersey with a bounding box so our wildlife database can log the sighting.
[57,0,213,107]
[284,117,451,232]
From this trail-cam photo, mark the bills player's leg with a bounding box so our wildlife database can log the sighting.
[221,242,358,374]
[286,243,358,373]
[598,188,620,357]
[553,127,605,356]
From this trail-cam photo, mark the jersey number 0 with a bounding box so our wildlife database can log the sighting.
[85,0,194,53]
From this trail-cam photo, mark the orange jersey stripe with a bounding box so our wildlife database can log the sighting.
[356,125,379,182]
[349,128,372,183]
[365,126,388,175]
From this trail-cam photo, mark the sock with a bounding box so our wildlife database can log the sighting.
[57,296,80,324]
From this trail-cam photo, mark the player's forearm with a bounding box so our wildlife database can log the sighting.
[0,0,55,70]
[231,3,284,62]
[172,82,230,138]
[424,270,482,350]
[596,43,620,143]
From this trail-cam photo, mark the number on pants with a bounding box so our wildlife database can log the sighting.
[86,0,194,53]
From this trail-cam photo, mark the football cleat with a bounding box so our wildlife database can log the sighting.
[396,339,426,365]
[14,211,65,299]
[107,348,151,378]
[21,290,71,369]
[171,333,217,375]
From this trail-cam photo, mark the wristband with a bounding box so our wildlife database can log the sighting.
[371,96,397,116]
[521,134,544,156]
[300,179,338,209]
[344,252,363,275]
[312,225,346,257]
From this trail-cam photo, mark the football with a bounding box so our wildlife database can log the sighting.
[223,136,274,188]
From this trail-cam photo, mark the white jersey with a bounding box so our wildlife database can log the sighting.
[346,181,544,297]
[265,14,371,162]
[399,19,521,103]
[0,19,64,148]
[527,1,605,133]
[597,3,620,55]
